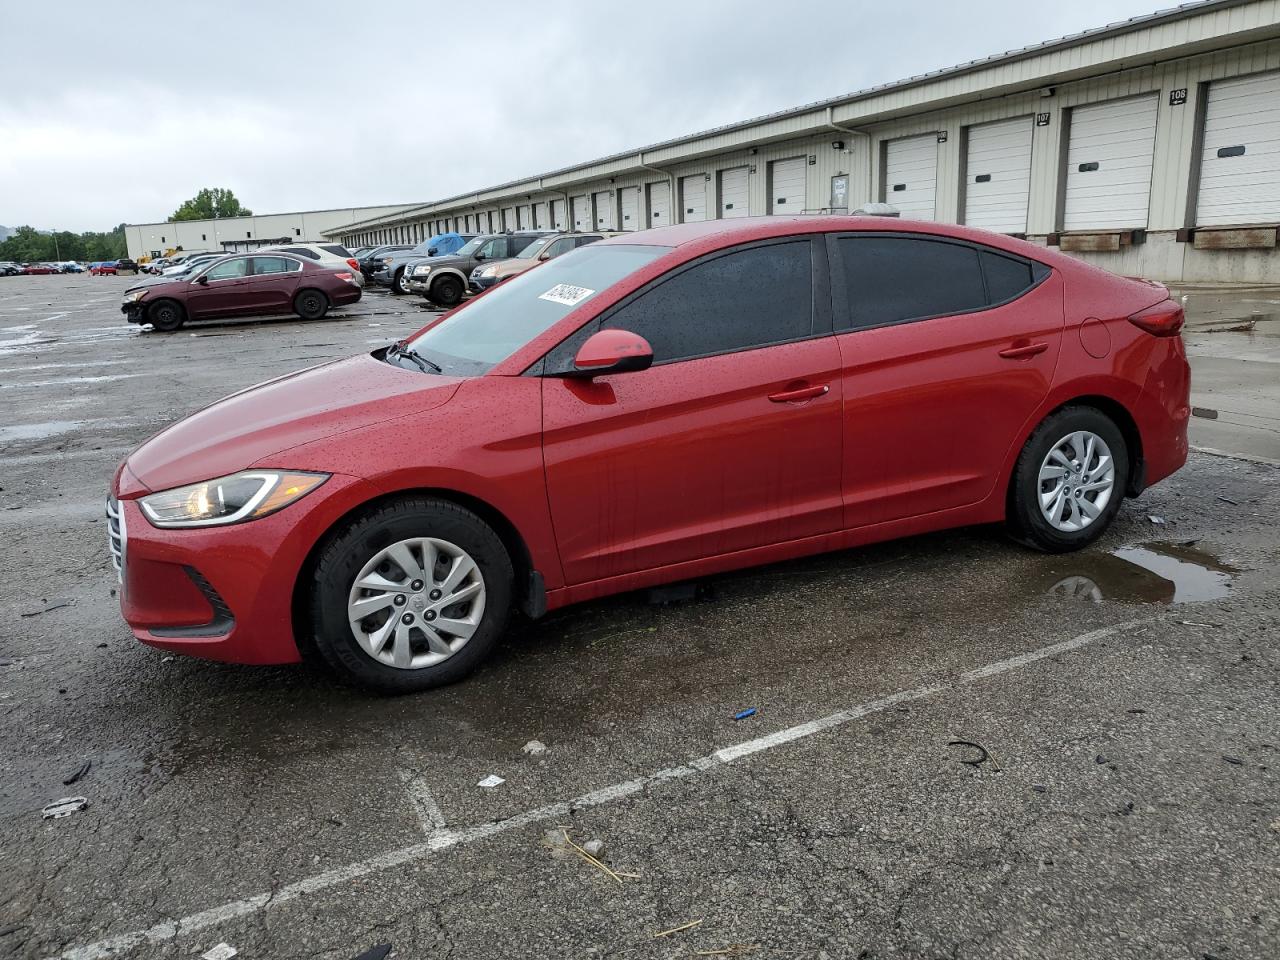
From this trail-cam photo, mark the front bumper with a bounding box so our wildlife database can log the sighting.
[110,472,379,665]
[469,276,497,293]
[370,268,396,287]
[122,301,146,323]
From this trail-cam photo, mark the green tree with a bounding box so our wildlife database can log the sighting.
[0,224,126,263]
[169,188,253,222]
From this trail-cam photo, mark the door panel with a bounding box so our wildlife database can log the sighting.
[770,157,806,212]
[647,181,671,226]
[542,337,844,585]
[720,167,749,218]
[884,134,939,219]
[681,175,707,222]
[620,188,640,230]
[836,272,1065,526]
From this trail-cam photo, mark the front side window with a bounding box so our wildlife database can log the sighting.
[454,237,486,258]
[404,244,668,376]
[203,258,249,281]
[597,240,814,364]
[477,238,505,259]
[251,256,300,276]
[517,236,552,259]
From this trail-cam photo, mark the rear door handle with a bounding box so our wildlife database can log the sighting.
[768,384,830,403]
[998,341,1049,360]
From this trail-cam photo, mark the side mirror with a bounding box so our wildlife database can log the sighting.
[538,252,552,261]
[474,252,486,261]
[195,274,208,285]
[568,329,653,378]
[427,247,437,256]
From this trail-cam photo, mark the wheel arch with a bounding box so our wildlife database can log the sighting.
[429,268,468,290]
[290,485,540,661]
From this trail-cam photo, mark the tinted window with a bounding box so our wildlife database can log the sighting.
[205,258,249,281]
[321,244,351,258]
[279,246,320,259]
[251,256,299,276]
[600,241,813,363]
[543,238,575,258]
[981,251,1035,303]
[836,236,986,330]
[575,236,603,247]
[477,238,505,259]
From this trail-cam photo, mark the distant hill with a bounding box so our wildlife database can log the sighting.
[0,225,13,242]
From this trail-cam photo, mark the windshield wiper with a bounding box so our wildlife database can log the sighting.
[388,341,442,374]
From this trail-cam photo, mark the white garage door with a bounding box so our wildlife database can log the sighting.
[1063,94,1158,231]
[593,191,614,229]
[572,195,591,231]
[551,199,566,230]
[531,202,547,230]
[1196,70,1280,226]
[681,175,707,222]
[719,167,748,218]
[648,181,671,226]
[964,117,1033,233]
[620,188,640,230]
[501,208,514,231]
[770,157,806,212]
[884,134,938,220]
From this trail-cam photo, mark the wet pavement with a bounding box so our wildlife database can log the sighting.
[1,275,1278,960]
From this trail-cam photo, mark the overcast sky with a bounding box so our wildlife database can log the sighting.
[1,0,1169,232]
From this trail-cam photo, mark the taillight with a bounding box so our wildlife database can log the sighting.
[346,258,359,269]
[335,272,353,282]
[1127,300,1184,337]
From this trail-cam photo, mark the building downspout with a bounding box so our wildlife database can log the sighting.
[827,106,873,207]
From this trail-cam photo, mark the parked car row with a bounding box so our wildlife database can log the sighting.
[0,260,90,275]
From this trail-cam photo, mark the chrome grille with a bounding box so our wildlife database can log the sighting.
[106,497,127,582]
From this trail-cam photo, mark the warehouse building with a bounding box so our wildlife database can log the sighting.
[123,203,422,260]
[328,0,1280,284]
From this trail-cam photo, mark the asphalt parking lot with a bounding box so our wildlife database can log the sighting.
[2,275,1278,960]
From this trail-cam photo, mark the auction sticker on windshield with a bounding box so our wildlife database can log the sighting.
[538,283,595,306]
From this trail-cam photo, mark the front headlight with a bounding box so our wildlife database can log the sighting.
[478,265,498,278]
[139,470,328,528]
[123,290,148,303]
[413,264,432,276]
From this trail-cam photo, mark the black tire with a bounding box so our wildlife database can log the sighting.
[294,288,329,320]
[428,274,464,307]
[147,299,185,332]
[391,268,409,295]
[309,497,514,694]
[1007,405,1129,553]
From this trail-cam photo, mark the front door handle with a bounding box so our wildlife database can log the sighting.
[768,383,830,403]
[998,341,1049,360]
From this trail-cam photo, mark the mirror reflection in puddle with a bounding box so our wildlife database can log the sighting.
[1041,542,1237,605]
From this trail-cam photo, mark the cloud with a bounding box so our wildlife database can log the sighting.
[0,0,1167,231]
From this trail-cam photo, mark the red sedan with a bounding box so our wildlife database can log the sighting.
[121,252,362,331]
[108,216,1190,692]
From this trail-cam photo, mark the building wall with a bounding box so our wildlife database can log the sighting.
[332,4,1280,283]
[124,204,421,259]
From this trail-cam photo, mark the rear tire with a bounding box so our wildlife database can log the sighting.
[147,299,185,332]
[428,274,464,307]
[1007,406,1129,553]
[294,288,329,320]
[309,497,514,694]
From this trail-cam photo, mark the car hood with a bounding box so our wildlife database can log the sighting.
[127,273,190,292]
[124,353,462,493]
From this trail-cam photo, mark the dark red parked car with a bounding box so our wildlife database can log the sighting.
[121,252,361,331]
[108,216,1189,692]
[23,263,60,275]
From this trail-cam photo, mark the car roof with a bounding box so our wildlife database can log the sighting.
[597,214,1069,268]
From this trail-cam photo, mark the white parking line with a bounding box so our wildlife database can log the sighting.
[48,618,1152,960]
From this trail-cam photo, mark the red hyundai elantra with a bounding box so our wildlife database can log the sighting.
[108,216,1189,692]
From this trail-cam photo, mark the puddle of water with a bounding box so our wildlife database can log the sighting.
[0,420,87,443]
[1041,541,1236,605]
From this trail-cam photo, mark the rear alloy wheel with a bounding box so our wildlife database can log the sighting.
[294,288,330,320]
[429,275,464,307]
[393,268,410,295]
[310,497,513,693]
[1007,406,1128,552]
[147,299,185,332]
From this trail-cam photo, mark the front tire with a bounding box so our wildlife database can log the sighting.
[309,497,514,693]
[1007,406,1129,552]
[392,268,410,295]
[428,274,464,307]
[294,288,329,320]
[147,299,185,332]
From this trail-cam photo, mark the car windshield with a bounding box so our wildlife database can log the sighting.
[453,237,486,257]
[516,236,552,258]
[404,243,668,376]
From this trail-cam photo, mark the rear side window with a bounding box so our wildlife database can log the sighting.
[251,256,301,276]
[600,240,814,364]
[321,244,352,258]
[980,251,1035,303]
[836,236,986,330]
